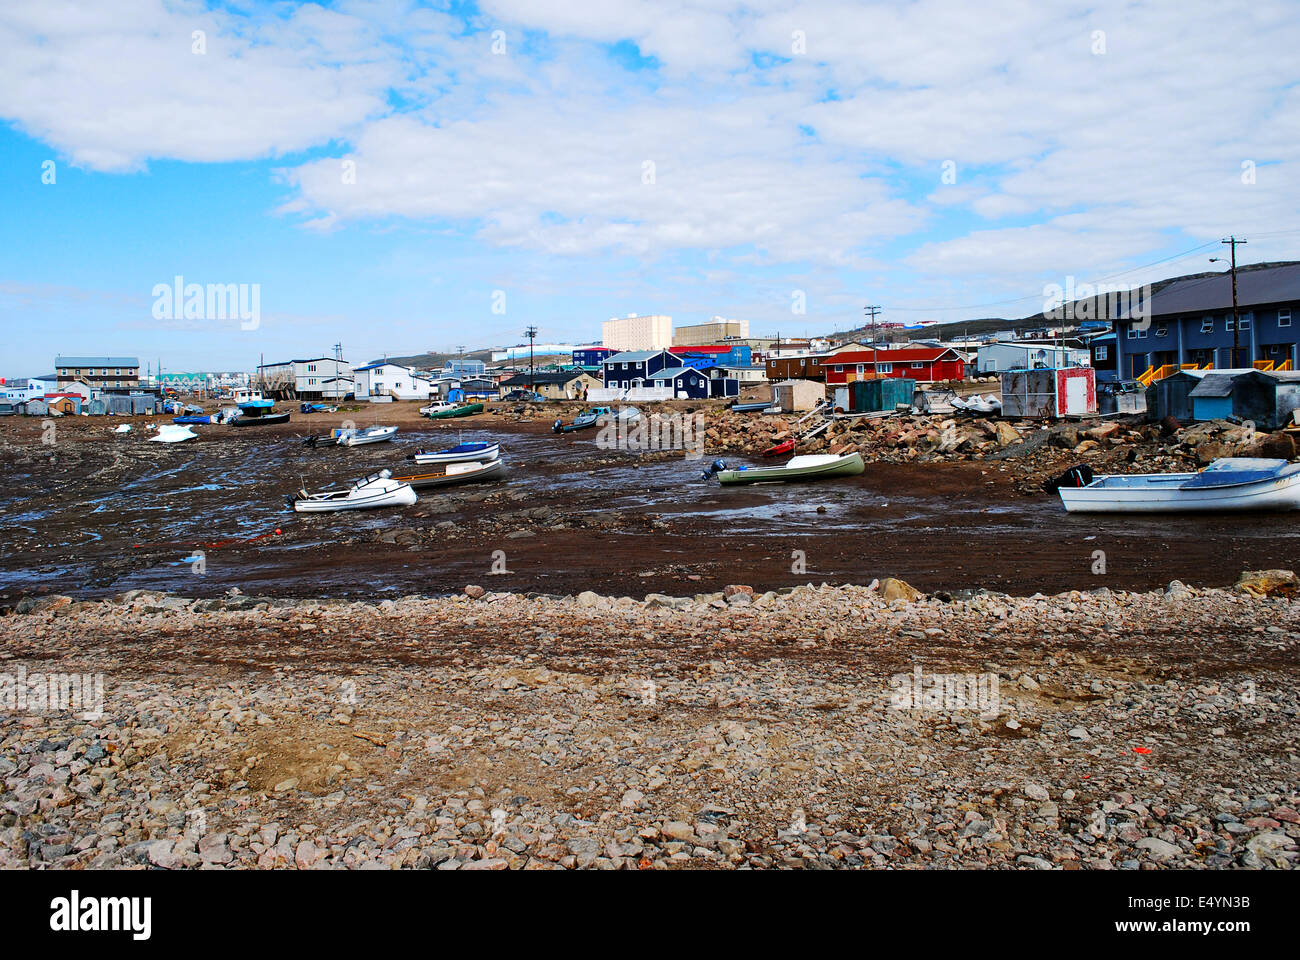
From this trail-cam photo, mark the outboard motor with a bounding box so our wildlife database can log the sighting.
[552,417,563,434]
[1043,463,1094,493]
[701,458,727,480]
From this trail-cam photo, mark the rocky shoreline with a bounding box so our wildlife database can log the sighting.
[3,574,1297,869]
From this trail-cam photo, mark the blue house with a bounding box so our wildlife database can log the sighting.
[601,350,678,388]
[1112,262,1300,380]
[646,366,710,399]
[573,347,614,367]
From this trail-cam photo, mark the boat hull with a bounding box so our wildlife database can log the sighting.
[411,442,500,465]
[392,458,505,489]
[338,426,398,446]
[232,413,290,426]
[718,452,865,485]
[425,403,484,419]
[1060,472,1300,512]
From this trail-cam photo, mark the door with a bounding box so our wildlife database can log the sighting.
[1064,374,1087,415]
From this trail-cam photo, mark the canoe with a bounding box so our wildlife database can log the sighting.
[231,412,290,426]
[289,469,417,513]
[712,452,865,485]
[1058,458,1300,513]
[409,441,500,465]
[760,439,796,458]
[391,457,505,490]
[425,402,484,419]
[335,425,397,446]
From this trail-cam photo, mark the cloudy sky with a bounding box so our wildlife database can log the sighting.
[2,0,1298,374]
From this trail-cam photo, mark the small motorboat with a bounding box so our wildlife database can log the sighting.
[409,440,500,465]
[424,402,484,419]
[705,452,865,485]
[231,411,291,426]
[149,424,198,443]
[233,387,274,412]
[335,425,397,446]
[761,439,796,458]
[553,406,611,433]
[1058,458,1300,513]
[299,402,338,414]
[391,458,505,490]
[288,469,417,513]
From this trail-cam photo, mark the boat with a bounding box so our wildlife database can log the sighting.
[731,400,776,413]
[334,425,397,446]
[391,458,506,490]
[553,406,612,433]
[172,415,214,425]
[1058,458,1300,513]
[409,440,500,465]
[617,406,642,425]
[233,387,275,412]
[299,402,338,413]
[288,469,417,513]
[760,439,796,458]
[424,402,484,419]
[149,424,198,443]
[231,412,291,426]
[419,400,455,416]
[706,452,866,485]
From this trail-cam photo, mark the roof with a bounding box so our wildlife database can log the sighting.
[825,347,962,364]
[668,345,735,355]
[352,361,412,372]
[500,371,588,387]
[604,350,670,363]
[258,357,347,367]
[1142,262,1300,317]
[647,367,705,380]
[1239,369,1300,382]
[1189,374,1237,398]
[55,357,139,366]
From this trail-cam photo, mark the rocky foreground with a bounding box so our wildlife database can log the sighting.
[2,574,1298,870]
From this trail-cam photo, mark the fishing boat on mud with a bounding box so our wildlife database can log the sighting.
[424,401,484,419]
[335,425,398,446]
[552,406,639,434]
[233,387,275,412]
[1057,458,1300,513]
[408,440,499,465]
[288,469,416,513]
[231,411,290,426]
[704,451,865,485]
[391,458,505,490]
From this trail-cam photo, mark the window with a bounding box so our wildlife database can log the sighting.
[1225,317,1234,332]
[1200,317,1214,333]
[1280,309,1292,328]
[74,369,81,375]
[877,363,893,374]
[1239,312,1252,331]
[834,365,844,372]
[1155,324,1167,337]
[115,369,121,375]
[911,362,925,368]
[1095,346,1108,360]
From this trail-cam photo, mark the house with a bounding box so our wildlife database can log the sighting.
[765,354,829,381]
[256,357,354,400]
[1,376,56,403]
[668,344,753,367]
[572,346,615,367]
[1229,370,1300,430]
[601,350,678,389]
[722,364,768,385]
[1089,334,1118,381]
[823,348,965,384]
[699,366,741,399]
[352,361,435,400]
[645,366,710,399]
[1112,262,1300,381]
[55,357,140,390]
[976,340,1089,375]
[771,380,826,412]
[498,371,602,400]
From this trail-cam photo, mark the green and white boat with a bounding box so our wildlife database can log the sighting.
[711,451,865,485]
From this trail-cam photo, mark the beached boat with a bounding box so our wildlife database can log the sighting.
[409,440,500,465]
[231,412,290,426]
[707,452,865,485]
[233,387,274,412]
[760,439,796,458]
[335,425,397,446]
[1058,458,1300,513]
[391,458,505,490]
[424,402,484,419]
[299,402,338,414]
[149,424,198,443]
[731,400,776,413]
[288,469,417,513]
[172,415,214,425]
[552,406,636,433]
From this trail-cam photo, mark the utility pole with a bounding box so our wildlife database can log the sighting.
[525,325,538,391]
[1211,238,1253,369]
[864,305,881,380]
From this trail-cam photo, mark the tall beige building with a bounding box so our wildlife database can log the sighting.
[673,317,750,346]
[602,314,673,351]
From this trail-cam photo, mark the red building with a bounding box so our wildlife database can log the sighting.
[823,348,965,384]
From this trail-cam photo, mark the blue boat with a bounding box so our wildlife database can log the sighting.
[409,440,500,465]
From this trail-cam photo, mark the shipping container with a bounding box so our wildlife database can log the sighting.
[850,377,915,413]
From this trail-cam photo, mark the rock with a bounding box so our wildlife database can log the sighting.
[1235,569,1297,598]
[1135,837,1181,860]
[1024,784,1050,802]
[879,578,923,603]
[1068,726,1091,741]
[576,590,603,608]
[1240,432,1295,460]
[995,422,1020,446]
[464,584,486,599]
[661,821,695,842]
[722,584,754,598]
[1072,440,1100,455]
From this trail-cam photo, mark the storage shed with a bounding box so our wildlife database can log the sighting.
[1097,380,1147,416]
[1231,370,1300,430]
[1000,367,1096,418]
[1145,370,1206,423]
[771,379,825,412]
[1188,374,1237,422]
[24,399,49,416]
[850,377,916,413]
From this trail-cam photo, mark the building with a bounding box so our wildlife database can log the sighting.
[351,361,435,400]
[823,348,966,384]
[490,343,578,362]
[1187,374,1238,422]
[1231,370,1300,430]
[602,314,673,352]
[498,371,602,400]
[601,350,678,389]
[1000,367,1097,418]
[722,364,768,385]
[673,317,749,346]
[765,354,829,381]
[257,357,354,400]
[1111,262,1300,381]
[646,366,711,399]
[976,341,1090,375]
[699,366,741,398]
[572,346,615,368]
[1090,334,1118,380]
[55,356,140,390]
[668,344,753,367]
[771,380,826,412]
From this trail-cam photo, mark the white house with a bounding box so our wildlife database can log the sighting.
[256,357,354,399]
[352,361,435,400]
[1,375,57,403]
[976,340,1090,375]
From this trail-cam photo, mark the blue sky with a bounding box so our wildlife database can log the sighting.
[2,0,1298,375]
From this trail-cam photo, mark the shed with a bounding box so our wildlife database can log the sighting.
[1230,370,1300,430]
[47,396,82,415]
[88,398,108,415]
[1145,370,1206,423]
[1188,374,1237,422]
[771,379,825,412]
[850,378,915,413]
[24,399,49,416]
[1000,367,1096,418]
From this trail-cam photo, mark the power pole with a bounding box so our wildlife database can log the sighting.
[525,326,538,391]
[864,305,881,380]
[1223,237,1246,368]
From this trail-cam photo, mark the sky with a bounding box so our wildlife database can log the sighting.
[2,0,1299,375]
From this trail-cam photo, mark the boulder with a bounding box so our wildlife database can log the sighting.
[464,584,486,599]
[1234,569,1298,598]
[879,577,923,603]
[1240,432,1296,460]
[995,421,1020,446]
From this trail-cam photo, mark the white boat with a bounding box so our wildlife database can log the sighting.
[1059,458,1300,513]
[409,440,500,465]
[707,451,866,485]
[149,424,197,443]
[334,425,397,446]
[232,387,274,411]
[289,469,417,513]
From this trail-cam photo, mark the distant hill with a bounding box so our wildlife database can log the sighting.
[368,348,495,370]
